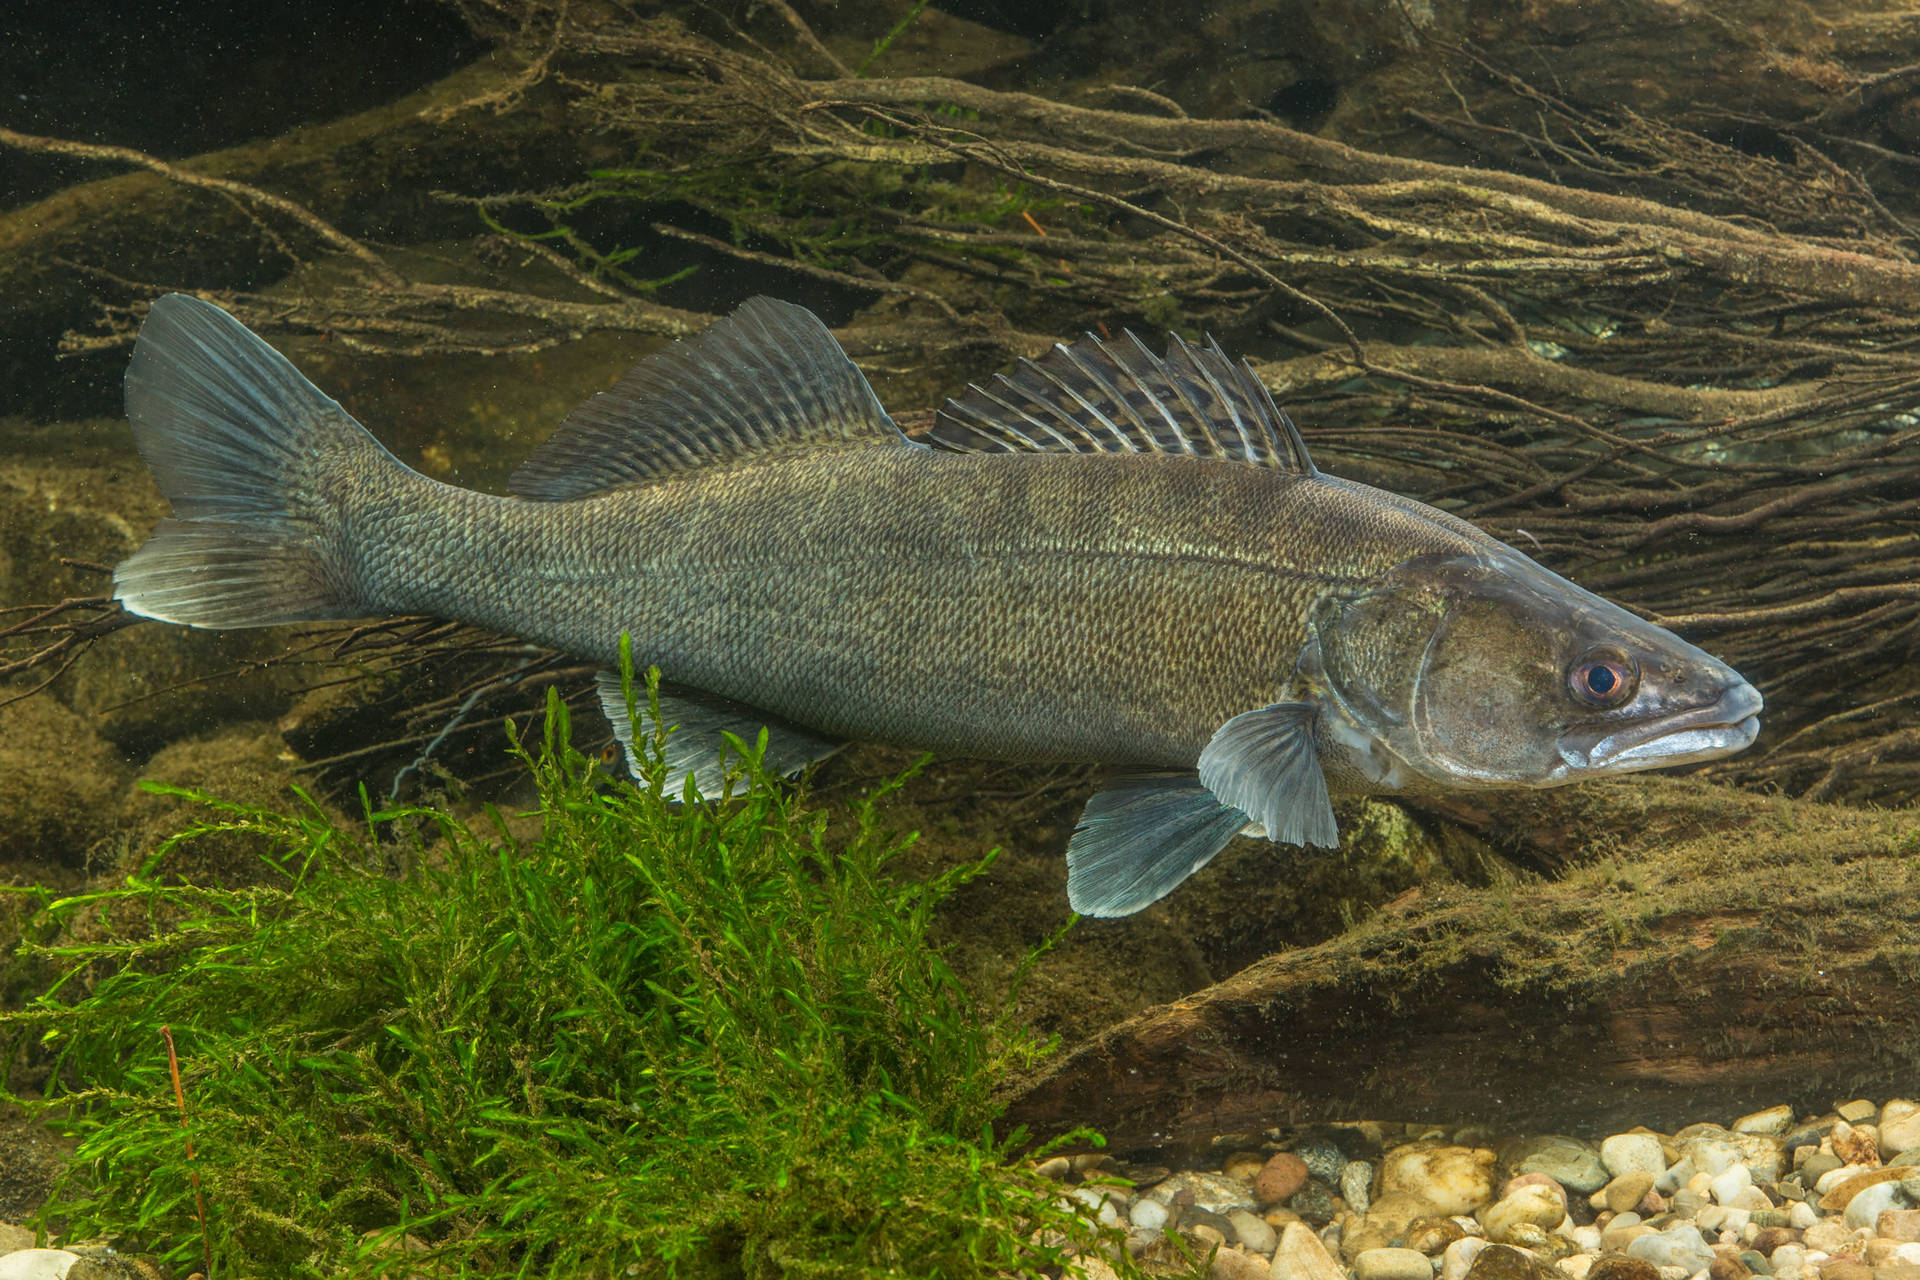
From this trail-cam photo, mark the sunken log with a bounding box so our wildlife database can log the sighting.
[1000,776,1920,1161]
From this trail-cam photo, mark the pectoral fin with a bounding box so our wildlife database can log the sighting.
[1066,772,1251,917]
[1197,702,1340,849]
[595,674,841,798]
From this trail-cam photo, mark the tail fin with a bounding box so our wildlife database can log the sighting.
[113,294,399,629]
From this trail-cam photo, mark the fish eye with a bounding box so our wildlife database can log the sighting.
[1568,647,1639,708]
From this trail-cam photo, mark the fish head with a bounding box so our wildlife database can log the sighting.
[1308,549,1762,791]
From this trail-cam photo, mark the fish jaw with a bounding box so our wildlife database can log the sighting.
[1556,677,1763,777]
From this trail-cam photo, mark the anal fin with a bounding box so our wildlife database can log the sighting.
[595,674,842,798]
[1066,772,1252,917]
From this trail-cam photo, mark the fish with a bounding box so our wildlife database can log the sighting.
[112,294,1762,917]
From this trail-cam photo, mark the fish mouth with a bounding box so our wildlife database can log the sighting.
[1571,680,1764,773]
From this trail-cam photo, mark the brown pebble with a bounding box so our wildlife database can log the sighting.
[1816,1262,1874,1280]
[1588,1258,1661,1280]
[1605,1172,1655,1214]
[1753,1227,1804,1256]
[1255,1152,1311,1205]
[1710,1248,1753,1280]
[1407,1217,1466,1256]
[1832,1121,1882,1168]
[1223,1151,1268,1184]
[1639,1189,1668,1216]
[1820,1166,1917,1211]
[1883,1209,1920,1243]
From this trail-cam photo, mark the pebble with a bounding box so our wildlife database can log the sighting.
[1225,1151,1269,1183]
[1626,1223,1716,1273]
[1603,1134,1670,1180]
[1298,1139,1349,1185]
[1884,1210,1920,1243]
[1598,1172,1656,1214]
[1232,1210,1278,1254]
[1838,1101,1879,1124]
[1257,1153,1312,1205]
[1882,1103,1920,1157]
[1442,1237,1489,1280]
[1131,1197,1169,1231]
[1737,1107,1797,1138]
[1212,1247,1271,1280]
[1345,1161,1377,1215]
[1151,1170,1260,1214]
[1381,1145,1498,1216]
[1713,1165,1756,1205]
[1588,1260,1661,1280]
[1357,1247,1437,1280]
[1273,1221,1347,1280]
[1843,1181,1901,1231]
[0,1253,81,1280]
[1514,1137,1611,1195]
[1485,1185,1570,1244]
[1831,1121,1881,1167]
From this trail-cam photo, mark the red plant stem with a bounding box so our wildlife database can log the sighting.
[161,1025,213,1280]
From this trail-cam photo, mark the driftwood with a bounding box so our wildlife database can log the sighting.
[1001,776,1920,1160]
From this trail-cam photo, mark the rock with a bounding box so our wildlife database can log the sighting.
[1562,1258,1596,1280]
[1884,1210,1920,1243]
[1604,1133,1671,1180]
[1678,1125,1786,1182]
[1792,1202,1820,1229]
[1256,1154,1311,1205]
[1512,1136,1611,1194]
[1213,1248,1271,1280]
[1296,1139,1348,1185]
[1714,1165,1756,1204]
[1357,1247,1437,1280]
[1441,1238,1488,1280]
[1463,1243,1563,1280]
[1603,1214,1654,1254]
[1345,1161,1376,1215]
[1815,1263,1872,1280]
[0,1232,29,1257]
[1231,1210,1278,1255]
[1588,1260,1662,1280]
[1035,1156,1070,1179]
[1737,1108,1797,1138]
[1802,1219,1859,1254]
[1483,1185,1568,1245]
[1805,1153,1847,1185]
[1820,1167,1917,1212]
[1602,1172,1657,1214]
[1832,1122,1881,1168]
[1409,1218,1466,1255]
[1844,1181,1902,1231]
[1838,1101,1879,1124]
[0,1253,82,1280]
[1187,1208,1240,1242]
[1272,1221,1345,1280]
[1192,1223,1229,1249]
[1739,1251,1772,1276]
[1753,1227,1805,1255]
[1734,1188,1777,1211]
[1711,1252,1754,1280]
[1152,1171,1260,1215]
[1379,1145,1498,1216]
[1774,1246,1809,1280]
[1291,1180,1339,1225]
[1626,1223,1717,1273]
[1132,1198,1170,1231]
[1882,1104,1920,1159]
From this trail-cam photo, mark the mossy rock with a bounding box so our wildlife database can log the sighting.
[0,694,129,869]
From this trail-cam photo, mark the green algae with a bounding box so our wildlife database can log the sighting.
[0,659,1147,1279]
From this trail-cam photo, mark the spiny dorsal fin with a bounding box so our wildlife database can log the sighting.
[929,329,1317,474]
[511,297,910,500]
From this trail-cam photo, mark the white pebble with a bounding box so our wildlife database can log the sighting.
[1844,1179,1902,1230]
[1603,1133,1670,1179]
[1657,1157,1697,1194]
[1894,1243,1920,1265]
[1228,1209,1275,1255]
[1130,1197,1168,1231]
[0,1252,81,1280]
[1440,1237,1486,1280]
[1771,1245,1806,1280]
[1788,1201,1817,1229]
[1710,1165,1753,1205]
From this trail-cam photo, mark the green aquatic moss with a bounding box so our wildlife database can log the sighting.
[2,656,1135,1279]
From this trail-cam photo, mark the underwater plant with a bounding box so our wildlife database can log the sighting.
[2,655,1131,1278]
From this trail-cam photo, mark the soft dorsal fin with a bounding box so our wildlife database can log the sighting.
[511,297,910,500]
[928,329,1317,474]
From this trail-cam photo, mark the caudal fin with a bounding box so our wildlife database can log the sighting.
[113,294,399,628]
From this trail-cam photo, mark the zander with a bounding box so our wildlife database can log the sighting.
[113,295,1762,916]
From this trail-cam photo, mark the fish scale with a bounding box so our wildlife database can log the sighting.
[111,293,1761,917]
